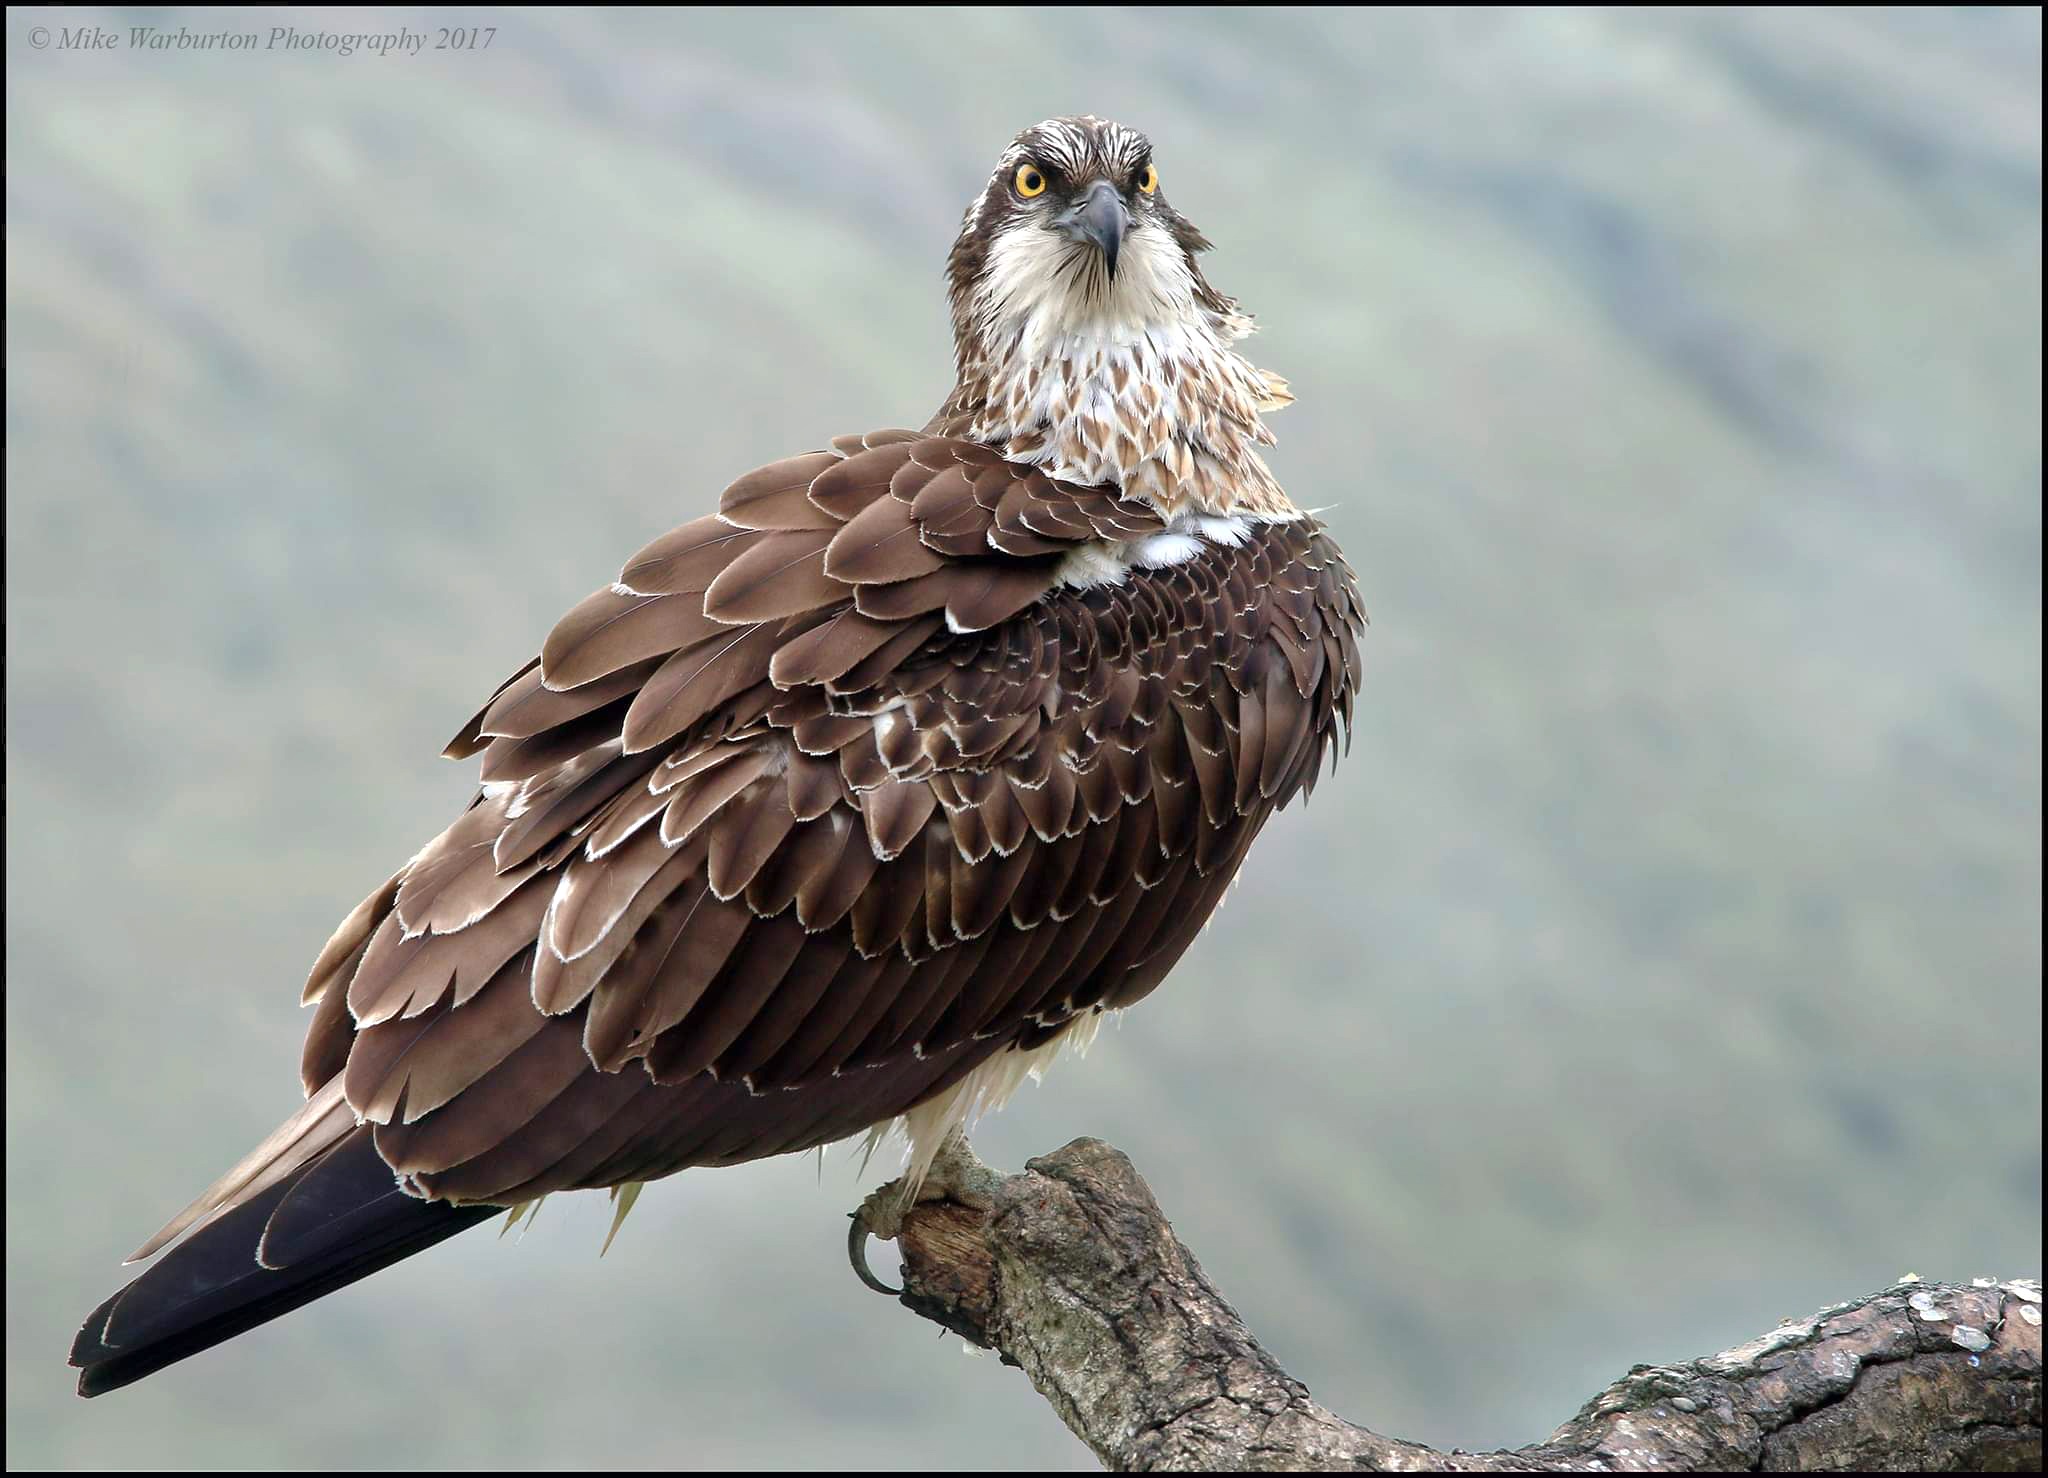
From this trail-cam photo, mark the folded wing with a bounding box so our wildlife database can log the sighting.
[74,430,1366,1394]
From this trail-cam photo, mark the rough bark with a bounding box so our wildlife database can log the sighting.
[871,1137,2042,1472]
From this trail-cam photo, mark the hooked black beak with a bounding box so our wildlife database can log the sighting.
[1058,180,1132,279]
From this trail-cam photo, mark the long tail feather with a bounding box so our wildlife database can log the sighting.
[128,1077,355,1262]
[71,1127,500,1397]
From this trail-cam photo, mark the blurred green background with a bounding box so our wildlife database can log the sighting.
[6,5,2040,1470]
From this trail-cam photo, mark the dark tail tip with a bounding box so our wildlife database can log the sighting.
[71,1128,500,1397]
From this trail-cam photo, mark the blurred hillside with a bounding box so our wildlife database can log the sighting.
[6,6,2040,1471]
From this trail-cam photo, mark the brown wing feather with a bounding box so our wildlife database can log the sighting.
[540,588,728,690]
[701,530,843,624]
[717,452,842,529]
[144,434,1364,1252]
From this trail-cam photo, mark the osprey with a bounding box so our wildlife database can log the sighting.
[70,116,1366,1397]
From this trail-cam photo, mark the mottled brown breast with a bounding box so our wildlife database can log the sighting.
[293,432,1366,1206]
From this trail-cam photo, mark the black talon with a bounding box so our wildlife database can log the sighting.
[847,1209,902,1297]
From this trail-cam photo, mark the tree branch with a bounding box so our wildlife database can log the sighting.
[871,1138,2042,1472]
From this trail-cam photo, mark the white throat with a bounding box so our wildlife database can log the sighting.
[950,223,1296,519]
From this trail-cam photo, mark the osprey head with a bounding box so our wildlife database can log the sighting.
[941,116,1293,517]
[947,116,1237,352]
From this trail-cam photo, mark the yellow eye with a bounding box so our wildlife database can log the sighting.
[1014,164,1047,198]
[1137,163,1158,195]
